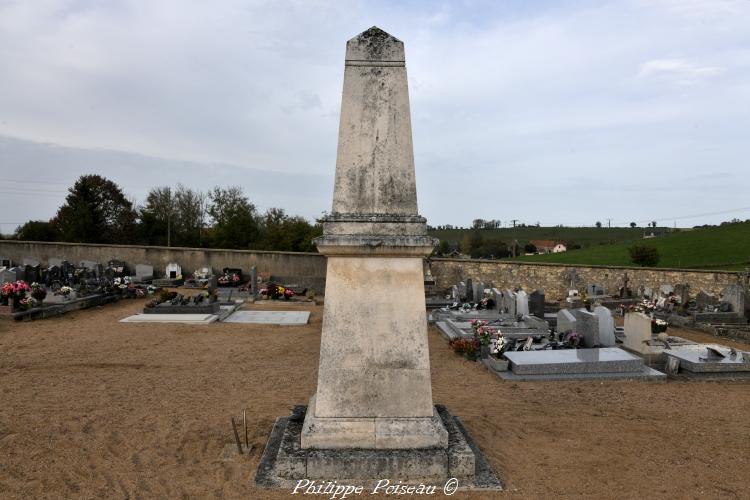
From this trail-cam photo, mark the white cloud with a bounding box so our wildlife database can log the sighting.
[637,58,724,84]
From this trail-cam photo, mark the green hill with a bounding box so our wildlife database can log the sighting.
[509,222,750,270]
[429,226,654,249]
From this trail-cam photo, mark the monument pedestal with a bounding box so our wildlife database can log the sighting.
[301,395,448,449]
[257,405,501,489]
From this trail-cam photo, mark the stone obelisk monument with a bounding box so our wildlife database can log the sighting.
[257,28,500,488]
[300,26,447,450]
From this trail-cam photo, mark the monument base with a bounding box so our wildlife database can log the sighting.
[255,405,502,490]
[300,394,448,449]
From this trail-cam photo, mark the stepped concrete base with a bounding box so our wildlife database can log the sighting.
[300,395,447,449]
[255,405,502,491]
[504,348,643,375]
[143,303,220,314]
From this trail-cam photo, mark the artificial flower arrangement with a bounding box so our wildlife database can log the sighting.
[30,282,47,302]
[2,281,31,306]
[651,318,668,334]
[469,319,496,347]
[448,337,478,360]
[261,283,296,300]
[58,286,73,297]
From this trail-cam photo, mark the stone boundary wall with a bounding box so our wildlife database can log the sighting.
[2,241,746,300]
[0,240,327,292]
[429,258,747,301]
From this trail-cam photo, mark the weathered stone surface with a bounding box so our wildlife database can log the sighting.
[255,405,501,489]
[623,312,653,354]
[301,27,444,450]
[572,309,600,347]
[557,309,577,334]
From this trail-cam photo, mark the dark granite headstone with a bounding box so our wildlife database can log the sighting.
[529,289,545,319]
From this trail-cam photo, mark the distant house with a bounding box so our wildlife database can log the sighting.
[530,240,567,254]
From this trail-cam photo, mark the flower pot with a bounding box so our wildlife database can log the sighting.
[486,357,509,372]
[480,344,491,359]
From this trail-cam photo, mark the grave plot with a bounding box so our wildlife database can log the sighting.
[663,344,750,378]
[119,289,240,324]
[152,262,184,287]
[491,348,666,382]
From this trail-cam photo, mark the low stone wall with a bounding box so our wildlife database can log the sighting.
[0,240,327,292]
[429,258,746,301]
[2,241,746,300]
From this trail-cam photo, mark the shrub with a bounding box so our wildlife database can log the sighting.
[628,245,659,267]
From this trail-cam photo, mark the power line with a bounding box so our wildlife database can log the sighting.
[612,205,750,226]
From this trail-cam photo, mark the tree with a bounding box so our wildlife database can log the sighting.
[173,185,206,247]
[140,186,173,246]
[258,208,321,252]
[524,242,537,254]
[651,221,657,228]
[14,221,59,241]
[207,186,260,249]
[629,222,637,228]
[628,245,660,267]
[595,221,602,228]
[51,174,137,243]
[438,240,451,256]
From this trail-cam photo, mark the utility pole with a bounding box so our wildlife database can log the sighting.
[607,218,611,228]
[511,219,518,228]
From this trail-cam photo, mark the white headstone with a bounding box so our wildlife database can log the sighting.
[593,305,617,347]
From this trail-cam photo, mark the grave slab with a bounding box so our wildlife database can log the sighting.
[119,313,218,324]
[664,348,750,373]
[222,310,310,325]
[504,347,643,375]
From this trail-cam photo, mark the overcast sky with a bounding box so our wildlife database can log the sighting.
[1,0,749,233]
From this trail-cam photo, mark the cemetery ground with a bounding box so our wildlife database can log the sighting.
[0,300,748,499]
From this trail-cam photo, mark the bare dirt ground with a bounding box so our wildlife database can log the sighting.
[1,299,749,499]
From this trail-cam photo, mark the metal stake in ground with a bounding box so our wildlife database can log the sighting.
[230,417,243,454]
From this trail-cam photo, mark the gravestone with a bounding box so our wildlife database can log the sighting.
[491,288,503,311]
[466,278,474,301]
[250,265,258,297]
[674,283,690,305]
[0,257,12,268]
[516,289,529,316]
[505,289,517,316]
[557,309,577,334]
[642,286,653,299]
[472,280,484,302]
[0,267,21,283]
[567,268,579,290]
[451,284,459,302]
[587,284,605,296]
[592,305,617,347]
[135,264,154,281]
[623,312,653,354]
[572,309,600,347]
[23,257,40,267]
[457,281,467,301]
[529,289,545,319]
[721,284,745,314]
[165,262,181,279]
[79,260,98,270]
[24,264,41,283]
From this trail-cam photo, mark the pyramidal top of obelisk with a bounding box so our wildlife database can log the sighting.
[330,26,419,218]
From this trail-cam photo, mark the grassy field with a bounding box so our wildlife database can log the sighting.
[428,226,657,248]
[509,222,750,270]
